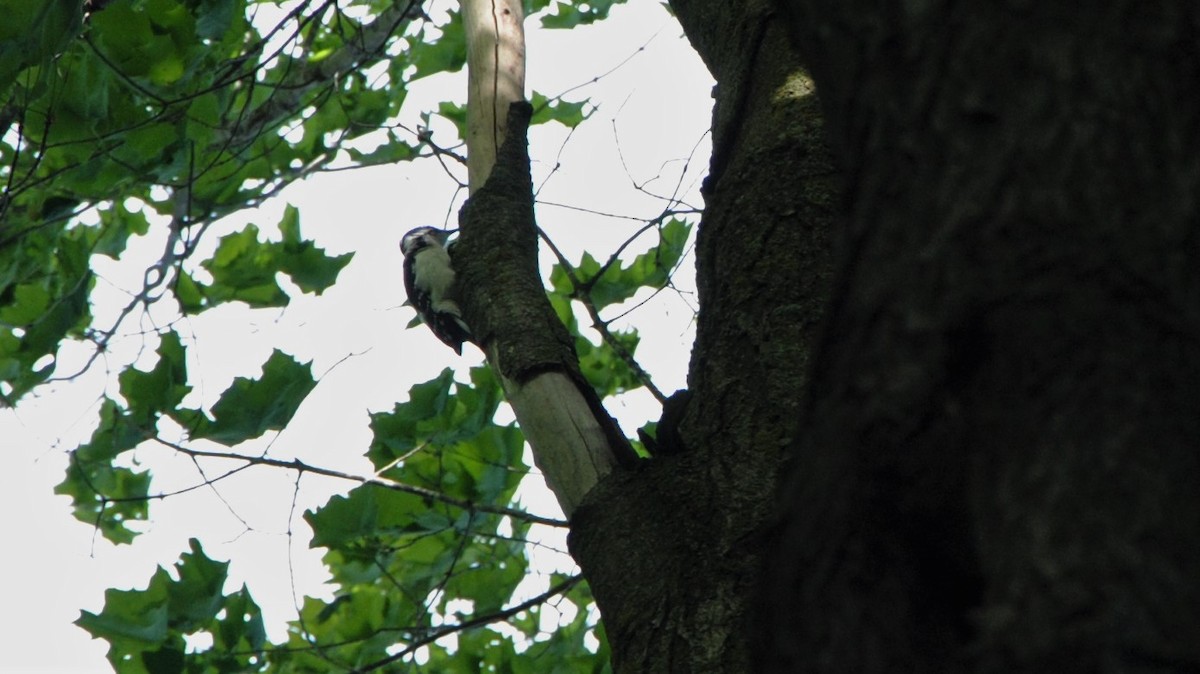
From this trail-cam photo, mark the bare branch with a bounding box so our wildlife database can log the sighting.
[153,437,568,528]
[580,293,667,404]
[351,575,584,673]
[537,227,667,404]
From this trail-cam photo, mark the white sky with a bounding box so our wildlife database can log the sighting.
[0,3,713,672]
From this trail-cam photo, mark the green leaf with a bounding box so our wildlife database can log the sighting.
[547,250,593,298]
[182,350,316,445]
[72,397,146,466]
[195,0,244,40]
[0,0,83,91]
[165,539,229,632]
[582,218,692,311]
[307,484,428,550]
[531,90,592,129]
[172,271,205,315]
[0,283,51,326]
[444,532,528,613]
[118,331,190,428]
[408,11,466,80]
[523,0,553,14]
[200,224,290,309]
[140,647,184,674]
[367,368,457,469]
[76,572,171,655]
[185,92,222,147]
[366,367,518,498]
[93,200,152,260]
[577,328,642,397]
[20,268,90,363]
[55,460,151,545]
[56,400,153,543]
[436,101,469,142]
[4,0,630,668]
[537,0,628,28]
[117,125,181,173]
[459,366,506,439]
[277,204,354,294]
[213,585,267,654]
[0,229,93,400]
[345,132,418,165]
[188,214,351,311]
[77,539,267,673]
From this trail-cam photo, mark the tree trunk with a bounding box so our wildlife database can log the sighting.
[462,0,525,190]
[569,0,838,671]
[482,0,1198,671]
[759,1,1200,671]
[457,2,635,518]
[455,104,635,518]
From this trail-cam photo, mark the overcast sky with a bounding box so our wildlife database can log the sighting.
[0,3,713,672]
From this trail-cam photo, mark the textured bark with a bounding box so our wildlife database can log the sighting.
[760,1,1200,672]
[569,0,838,671]
[470,2,1199,671]
[455,104,635,516]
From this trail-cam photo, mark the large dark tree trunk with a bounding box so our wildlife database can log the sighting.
[574,0,1199,671]
[575,0,1200,672]
[757,1,1200,672]
[568,1,837,672]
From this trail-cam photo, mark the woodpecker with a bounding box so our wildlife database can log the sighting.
[400,226,471,354]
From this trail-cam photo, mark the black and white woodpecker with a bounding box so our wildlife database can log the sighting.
[400,226,471,354]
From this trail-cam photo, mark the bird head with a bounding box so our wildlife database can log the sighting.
[401,227,456,256]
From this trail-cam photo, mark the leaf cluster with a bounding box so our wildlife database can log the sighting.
[77,539,268,674]
[74,357,611,672]
[61,210,677,668]
[1,0,422,401]
[2,0,671,671]
[175,205,351,313]
[55,329,318,544]
[548,217,691,398]
[527,0,629,29]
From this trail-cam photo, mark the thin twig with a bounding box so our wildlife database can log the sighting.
[536,227,667,403]
[152,437,568,528]
[351,575,584,672]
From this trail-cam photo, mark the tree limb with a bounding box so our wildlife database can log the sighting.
[456,103,641,517]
